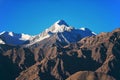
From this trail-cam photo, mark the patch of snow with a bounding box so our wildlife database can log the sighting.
[60,33,70,43]
[0,39,5,44]
[20,33,32,40]
[0,31,33,45]
[56,20,62,24]
[27,34,50,46]
[80,27,85,31]
[0,31,5,35]
[92,32,97,35]
[36,35,50,42]
[48,20,73,33]
[52,25,71,33]
[8,32,14,36]
[55,20,69,26]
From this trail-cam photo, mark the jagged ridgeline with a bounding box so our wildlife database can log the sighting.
[0,20,120,80]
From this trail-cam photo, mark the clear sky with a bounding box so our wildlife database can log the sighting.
[0,0,120,35]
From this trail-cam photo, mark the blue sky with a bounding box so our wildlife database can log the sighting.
[0,0,120,35]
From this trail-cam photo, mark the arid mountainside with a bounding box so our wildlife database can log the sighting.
[7,28,119,80]
[66,71,115,80]
[0,23,120,80]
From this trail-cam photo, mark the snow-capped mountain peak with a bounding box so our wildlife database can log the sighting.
[29,20,74,44]
[29,20,96,46]
[8,32,14,36]
[20,33,32,40]
[0,20,96,46]
[47,20,73,33]
[0,31,32,45]
[55,20,69,26]
[80,27,86,31]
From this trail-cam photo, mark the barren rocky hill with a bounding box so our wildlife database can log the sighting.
[0,20,120,80]
[2,28,117,80]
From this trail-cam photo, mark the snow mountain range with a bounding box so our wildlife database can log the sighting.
[0,20,96,46]
[0,31,32,45]
[1,20,119,80]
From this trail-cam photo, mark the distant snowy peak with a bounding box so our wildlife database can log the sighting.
[0,31,32,40]
[30,20,96,45]
[80,27,91,32]
[80,27,97,35]
[56,20,69,26]
[20,33,32,40]
[9,32,14,36]
[48,20,73,33]
[0,31,14,37]
[80,27,86,31]
[30,20,73,44]
[0,20,96,46]
[0,31,32,45]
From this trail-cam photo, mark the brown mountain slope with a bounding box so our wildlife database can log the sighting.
[0,33,76,80]
[0,44,36,80]
[0,44,35,70]
[66,71,115,80]
[15,28,120,80]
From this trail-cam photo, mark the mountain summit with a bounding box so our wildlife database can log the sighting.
[0,31,32,45]
[0,20,96,46]
[16,28,120,80]
[30,20,95,45]
[55,20,69,26]
[47,20,72,33]
[0,20,119,80]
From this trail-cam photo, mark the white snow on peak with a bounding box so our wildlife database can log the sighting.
[0,31,33,45]
[29,20,96,46]
[92,32,97,35]
[20,33,32,40]
[80,27,85,31]
[55,20,69,26]
[0,31,5,35]
[34,35,50,43]
[29,20,73,45]
[0,39,5,44]
[0,20,96,46]
[48,20,72,33]
[50,24,72,33]
[8,32,14,36]
[56,20,62,24]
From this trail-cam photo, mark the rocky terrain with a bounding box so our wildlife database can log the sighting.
[0,20,120,80]
[15,28,120,80]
